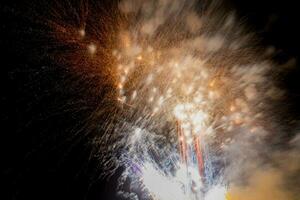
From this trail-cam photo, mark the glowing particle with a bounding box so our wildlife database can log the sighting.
[79,29,85,37]
[118,83,123,89]
[88,43,97,54]
[179,136,184,141]
[230,105,235,112]
[149,96,154,102]
[137,55,143,60]
[209,80,215,87]
[124,67,129,75]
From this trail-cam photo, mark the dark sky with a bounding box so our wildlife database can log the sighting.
[1,0,300,199]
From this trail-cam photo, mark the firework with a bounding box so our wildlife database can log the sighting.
[10,0,299,199]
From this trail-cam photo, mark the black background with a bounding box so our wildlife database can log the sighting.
[1,0,300,199]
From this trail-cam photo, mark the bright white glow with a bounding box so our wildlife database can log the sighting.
[140,161,209,200]
[173,103,193,121]
[142,162,189,200]
[205,185,227,200]
[173,103,208,134]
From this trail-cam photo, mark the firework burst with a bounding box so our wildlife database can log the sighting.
[107,0,284,199]
[5,0,300,199]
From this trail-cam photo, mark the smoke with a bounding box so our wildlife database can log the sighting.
[227,146,300,200]
[224,127,300,200]
[228,169,293,200]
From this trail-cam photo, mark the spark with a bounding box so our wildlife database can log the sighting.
[79,29,85,37]
[88,43,97,55]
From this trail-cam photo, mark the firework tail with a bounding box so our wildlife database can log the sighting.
[194,134,204,177]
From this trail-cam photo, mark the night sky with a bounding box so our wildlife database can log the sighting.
[1,0,300,199]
